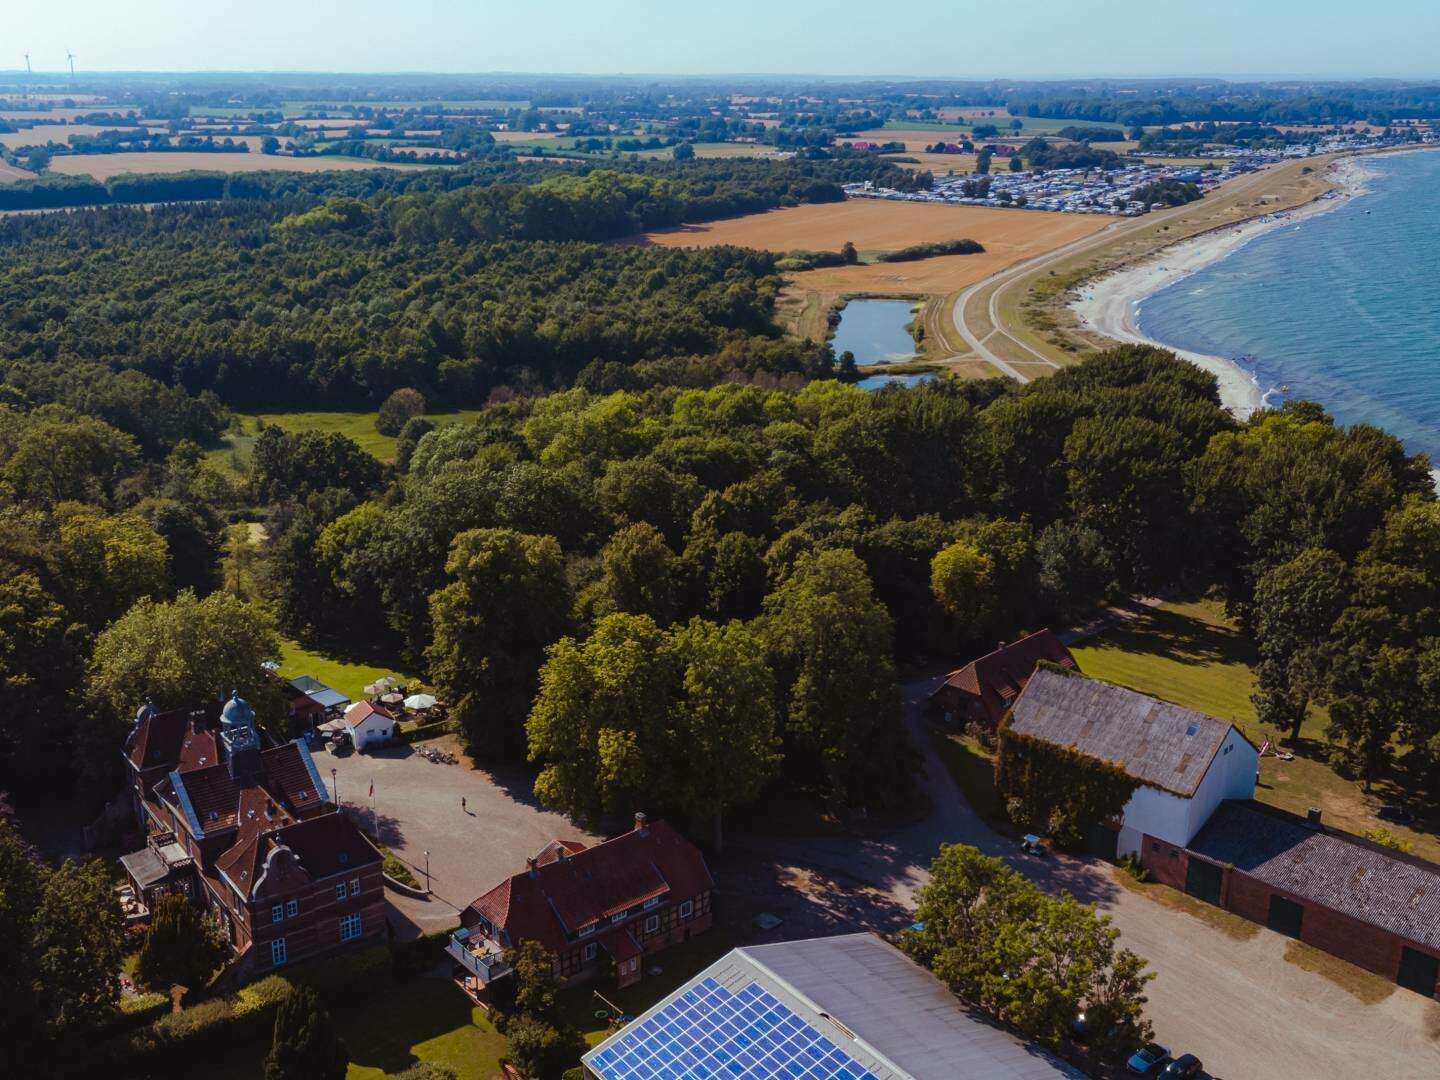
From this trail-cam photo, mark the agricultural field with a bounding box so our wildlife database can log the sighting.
[489,129,561,142]
[937,106,1012,121]
[881,151,978,173]
[0,123,142,149]
[640,198,1111,262]
[0,160,36,183]
[44,151,442,180]
[0,107,114,122]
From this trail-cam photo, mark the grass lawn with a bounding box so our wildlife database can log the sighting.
[1072,599,1440,862]
[277,636,418,704]
[1282,940,1396,1004]
[212,973,509,1080]
[205,408,484,467]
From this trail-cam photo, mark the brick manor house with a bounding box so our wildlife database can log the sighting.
[120,693,385,977]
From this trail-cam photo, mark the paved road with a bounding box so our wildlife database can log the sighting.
[734,676,1440,1080]
[947,164,1305,380]
[317,736,598,938]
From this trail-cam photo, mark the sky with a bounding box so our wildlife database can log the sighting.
[3,0,1438,79]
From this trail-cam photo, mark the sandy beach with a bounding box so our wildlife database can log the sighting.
[1071,156,1374,418]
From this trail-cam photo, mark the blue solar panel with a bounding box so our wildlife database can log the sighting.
[589,977,881,1080]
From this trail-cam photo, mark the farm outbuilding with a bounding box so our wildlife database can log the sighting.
[1145,801,1440,999]
[1007,670,1259,859]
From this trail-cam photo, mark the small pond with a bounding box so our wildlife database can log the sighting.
[856,372,937,391]
[831,298,919,365]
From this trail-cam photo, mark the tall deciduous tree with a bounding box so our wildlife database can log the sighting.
[760,548,904,807]
[427,528,572,758]
[0,819,125,1070]
[377,388,427,437]
[903,844,1152,1069]
[1250,547,1347,743]
[87,590,281,727]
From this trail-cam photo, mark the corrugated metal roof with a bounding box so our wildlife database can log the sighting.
[1190,801,1440,951]
[582,933,1082,1079]
[1007,670,1233,797]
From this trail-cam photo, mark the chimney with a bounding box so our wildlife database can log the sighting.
[526,856,538,877]
[634,811,649,836]
[1306,807,1323,829]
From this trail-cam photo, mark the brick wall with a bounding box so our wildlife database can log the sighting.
[1139,834,1190,890]
[1223,870,1439,995]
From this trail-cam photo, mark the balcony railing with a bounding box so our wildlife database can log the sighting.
[446,930,511,985]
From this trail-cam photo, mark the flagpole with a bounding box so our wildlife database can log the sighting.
[371,778,378,840]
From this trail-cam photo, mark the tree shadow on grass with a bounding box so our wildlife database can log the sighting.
[338,973,499,1077]
[1097,603,1255,669]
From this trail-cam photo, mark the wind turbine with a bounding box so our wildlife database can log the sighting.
[67,50,76,79]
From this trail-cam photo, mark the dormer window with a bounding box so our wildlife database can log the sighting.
[610,912,626,925]
[642,896,661,910]
[578,923,596,938]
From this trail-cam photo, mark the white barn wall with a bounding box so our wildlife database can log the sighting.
[1115,729,1258,857]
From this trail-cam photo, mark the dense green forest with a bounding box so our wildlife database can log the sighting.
[0,160,923,409]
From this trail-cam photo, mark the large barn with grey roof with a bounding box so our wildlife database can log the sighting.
[1007,669,1258,859]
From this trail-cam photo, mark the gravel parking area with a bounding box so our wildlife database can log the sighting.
[724,676,1440,1080]
[315,735,598,938]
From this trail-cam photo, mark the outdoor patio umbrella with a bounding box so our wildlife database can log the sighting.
[404,693,437,710]
[380,692,405,705]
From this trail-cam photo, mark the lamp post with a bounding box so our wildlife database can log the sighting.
[331,767,338,810]
[424,850,431,894]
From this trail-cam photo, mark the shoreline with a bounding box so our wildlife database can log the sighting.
[1070,155,1377,418]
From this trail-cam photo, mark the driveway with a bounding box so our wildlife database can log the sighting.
[729,676,1440,1080]
[315,736,598,938]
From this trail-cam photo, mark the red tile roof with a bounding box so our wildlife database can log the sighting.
[342,701,394,729]
[932,629,1076,726]
[534,839,587,867]
[463,820,712,953]
[125,705,218,772]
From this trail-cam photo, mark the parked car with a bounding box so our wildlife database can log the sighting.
[1020,833,1047,855]
[1159,1054,1203,1078]
[1126,1043,1172,1074]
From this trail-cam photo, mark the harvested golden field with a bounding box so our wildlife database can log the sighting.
[640,199,1111,260]
[882,151,978,173]
[0,124,139,149]
[45,152,440,180]
[0,160,37,183]
[851,128,958,151]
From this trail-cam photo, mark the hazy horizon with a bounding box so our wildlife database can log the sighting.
[4,0,1438,81]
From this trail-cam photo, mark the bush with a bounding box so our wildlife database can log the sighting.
[377,388,427,436]
[1117,854,1150,882]
[505,1015,583,1080]
[381,848,420,889]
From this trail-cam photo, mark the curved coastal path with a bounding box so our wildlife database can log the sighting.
[947,157,1341,383]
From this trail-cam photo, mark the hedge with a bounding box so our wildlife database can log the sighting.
[398,718,460,743]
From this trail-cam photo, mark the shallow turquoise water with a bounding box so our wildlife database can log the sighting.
[1137,151,1440,461]
[832,298,918,365]
[857,372,936,390]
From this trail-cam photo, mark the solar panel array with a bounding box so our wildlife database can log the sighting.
[588,977,882,1079]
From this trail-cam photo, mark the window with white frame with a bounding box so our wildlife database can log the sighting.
[271,904,284,923]
[610,912,626,925]
[336,882,348,902]
[644,914,660,934]
[678,900,694,920]
[340,913,363,942]
[271,938,288,966]
[286,899,298,918]
[582,942,598,962]
[350,877,360,896]
[642,896,661,910]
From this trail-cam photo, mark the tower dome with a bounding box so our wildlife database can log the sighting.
[135,700,155,725]
[220,690,256,730]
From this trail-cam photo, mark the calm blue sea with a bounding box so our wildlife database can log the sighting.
[1136,150,1440,461]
